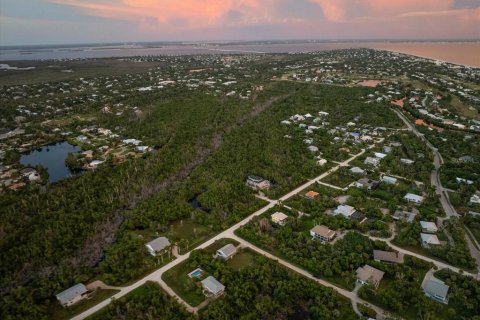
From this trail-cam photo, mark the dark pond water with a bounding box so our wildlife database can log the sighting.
[20,141,81,183]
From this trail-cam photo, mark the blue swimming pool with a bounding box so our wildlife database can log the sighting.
[188,268,203,278]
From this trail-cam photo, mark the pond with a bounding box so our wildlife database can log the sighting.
[20,141,81,183]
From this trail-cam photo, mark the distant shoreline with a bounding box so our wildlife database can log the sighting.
[1,41,479,67]
[363,42,480,68]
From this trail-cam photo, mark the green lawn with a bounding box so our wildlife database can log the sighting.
[228,250,256,270]
[163,219,213,253]
[49,289,119,320]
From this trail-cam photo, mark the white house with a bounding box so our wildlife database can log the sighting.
[404,193,424,205]
[334,205,357,219]
[456,177,474,185]
[317,158,327,166]
[420,221,438,234]
[374,152,387,159]
[350,167,366,175]
[421,233,440,248]
[364,157,380,167]
[56,284,88,307]
[216,244,237,260]
[470,191,480,205]
[381,175,398,185]
[201,276,225,297]
[400,158,415,165]
[145,236,171,256]
[271,212,288,226]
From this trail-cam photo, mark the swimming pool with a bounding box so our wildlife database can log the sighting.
[188,268,203,278]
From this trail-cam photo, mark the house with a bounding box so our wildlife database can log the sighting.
[374,152,387,159]
[271,212,288,226]
[350,167,366,175]
[201,276,225,297]
[421,233,441,248]
[393,210,417,223]
[136,146,150,153]
[351,178,379,190]
[381,175,398,185]
[356,265,385,288]
[310,225,336,242]
[420,221,438,234]
[87,160,104,169]
[316,158,327,166]
[383,146,392,153]
[334,205,359,219]
[456,177,474,185]
[56,283,88,307]
[422,275,449,304]
[404,193,424,205]
[459,155,474,163]
[20,168,40,182]
[470,191,480,205]
[308,145,319,153]
[76,135,88,143]
[364,157,380,167]
[246,176,271,190]
[305,191,320,200]
[145,236,171,256]
[373,250,404,264]
[400,158,415,165]
[216,244,237,260]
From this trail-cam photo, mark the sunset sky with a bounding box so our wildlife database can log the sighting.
[1,0,479,45]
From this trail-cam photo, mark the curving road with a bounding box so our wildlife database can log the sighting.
[71,148,372,320]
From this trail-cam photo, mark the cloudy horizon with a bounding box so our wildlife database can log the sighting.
[1,0,479,46]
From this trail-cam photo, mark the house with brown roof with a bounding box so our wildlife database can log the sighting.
[305,191,320,200]
[310,225,336,242]
[356,265,385,288]
[373,250,404,264]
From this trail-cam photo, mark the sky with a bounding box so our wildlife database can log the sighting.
[0,0,479,45]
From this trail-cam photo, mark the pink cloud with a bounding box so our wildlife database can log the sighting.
[48,0,480,39]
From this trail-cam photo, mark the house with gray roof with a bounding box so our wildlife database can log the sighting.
[216,244,237,260]
[422,275,449,304]
[145,236,171,256]
[56,283,88,307]
[201,276,225,297]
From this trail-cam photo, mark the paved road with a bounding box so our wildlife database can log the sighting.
[393,108,480,275]
[227,234,390,319]
[71,149,369,320]
[392,109,458,218]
